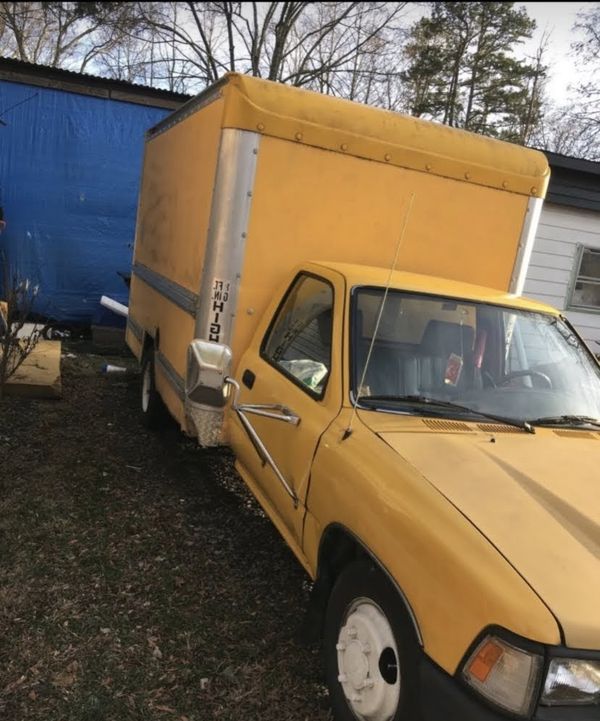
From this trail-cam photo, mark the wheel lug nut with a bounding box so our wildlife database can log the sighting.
[362,642,371,654]
[348,626,357,638]
[363,678,375,688]
[338,673,347,683]
[336,642,346,651]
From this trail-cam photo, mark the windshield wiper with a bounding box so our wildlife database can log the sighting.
[528,415,600,429]
[358,395,534,434]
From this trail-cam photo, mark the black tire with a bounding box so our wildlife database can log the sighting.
[140,350,167,429]
[324,560,420,721]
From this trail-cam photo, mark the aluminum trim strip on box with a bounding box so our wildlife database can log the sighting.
[133,262,198,317]
[156,351,185,401]
[147,83,225,140]
[195,129,261,345]
[127,315,143,342]
[510,196,544,295]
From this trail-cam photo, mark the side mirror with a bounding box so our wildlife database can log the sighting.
[186,339,232,407]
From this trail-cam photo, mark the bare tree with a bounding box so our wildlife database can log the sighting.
[558,3,600,159]
[0,2,137,71]
[89,2,408,97]
[530,101,600,161]
[572,3,600,64]
[289,2,407,108]
[528,3,600,160]
[93,30,154,84]
[0,257,46,399]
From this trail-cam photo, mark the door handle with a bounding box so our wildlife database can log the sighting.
[242,369,255,389]
[238,371,298,424]
[238,403,301,426]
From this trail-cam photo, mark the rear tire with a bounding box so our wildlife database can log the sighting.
[323,560,420,721]
[140,350,167,429]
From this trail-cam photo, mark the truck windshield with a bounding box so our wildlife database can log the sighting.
[352,289,600,425]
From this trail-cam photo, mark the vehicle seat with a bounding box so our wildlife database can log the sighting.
[417,320,475,391]
[359,344,405,396]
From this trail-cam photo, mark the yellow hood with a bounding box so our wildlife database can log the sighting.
[375,422,600,650]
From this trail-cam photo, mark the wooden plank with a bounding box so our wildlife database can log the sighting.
[4,340,62,399]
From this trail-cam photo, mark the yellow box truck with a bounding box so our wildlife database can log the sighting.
[126,73,600,721]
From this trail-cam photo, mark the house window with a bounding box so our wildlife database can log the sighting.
[569,246,600,311]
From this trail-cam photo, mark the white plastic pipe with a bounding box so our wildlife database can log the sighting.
[100,295,129,318]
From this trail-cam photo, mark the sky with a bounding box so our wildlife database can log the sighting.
[522,2,592,103]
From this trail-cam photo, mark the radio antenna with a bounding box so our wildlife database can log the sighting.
[342,192,415,441]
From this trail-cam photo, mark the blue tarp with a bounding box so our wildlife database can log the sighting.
[0,80,170,324]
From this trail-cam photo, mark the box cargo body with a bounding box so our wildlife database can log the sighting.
[126,73,549,437]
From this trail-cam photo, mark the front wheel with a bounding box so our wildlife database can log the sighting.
[323,561,419,721]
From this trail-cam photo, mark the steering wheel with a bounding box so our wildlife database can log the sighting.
[500,370,553,389]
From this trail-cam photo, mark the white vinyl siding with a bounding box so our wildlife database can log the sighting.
[523,202,600,351]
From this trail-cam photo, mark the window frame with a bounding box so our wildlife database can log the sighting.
[567,244,600,314]
[260,271,335,401]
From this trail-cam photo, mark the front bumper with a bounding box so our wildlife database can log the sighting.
[419,654,599,721]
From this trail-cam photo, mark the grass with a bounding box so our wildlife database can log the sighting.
[0,345,332,721]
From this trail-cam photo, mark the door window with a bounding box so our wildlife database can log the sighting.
[262,274,334,397]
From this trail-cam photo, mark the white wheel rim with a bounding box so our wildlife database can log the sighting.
[336,598,400,721]
[142,363,151,413]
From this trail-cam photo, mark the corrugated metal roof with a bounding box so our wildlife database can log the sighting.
[545,150,600,176]
[0,56,192,108]
[542,151,600,212]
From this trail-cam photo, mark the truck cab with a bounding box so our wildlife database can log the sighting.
[191,262,600,721]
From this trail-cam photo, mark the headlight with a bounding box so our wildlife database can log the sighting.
[461,634,543,716]
[541,658,600,706]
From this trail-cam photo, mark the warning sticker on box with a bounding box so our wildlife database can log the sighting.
[207,278,231,343]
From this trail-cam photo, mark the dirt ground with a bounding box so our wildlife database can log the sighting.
[0,342,333,721]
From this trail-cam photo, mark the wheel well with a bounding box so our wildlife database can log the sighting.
[303,524,422,645]
[318,525,368,584]
[142,328,159,360]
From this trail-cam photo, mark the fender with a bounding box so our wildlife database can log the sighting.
[313,522,423,646]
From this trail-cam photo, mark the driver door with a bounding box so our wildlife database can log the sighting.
[228,270,343,551]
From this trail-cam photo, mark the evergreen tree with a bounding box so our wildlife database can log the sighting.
[402,2,545,143]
